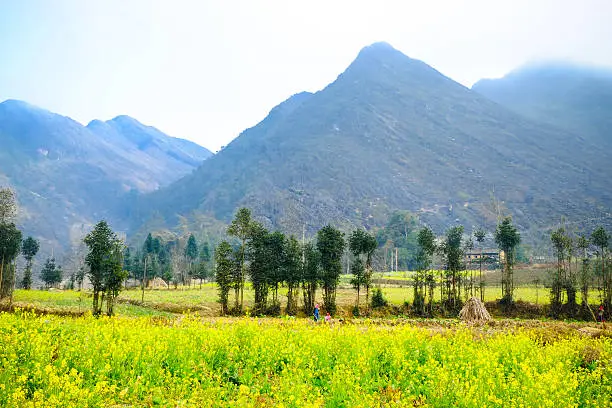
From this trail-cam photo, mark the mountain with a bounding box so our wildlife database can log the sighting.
[0,99,212,253]
[137,42,611,242]
[472,62,612,148]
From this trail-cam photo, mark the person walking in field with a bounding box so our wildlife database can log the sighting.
[313,303,320,322]
[324,312,331,323]
[598,305,605,323]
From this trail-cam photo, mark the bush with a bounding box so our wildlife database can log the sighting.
[371,288,388,309]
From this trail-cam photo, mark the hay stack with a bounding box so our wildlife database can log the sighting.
[459,297,492,323]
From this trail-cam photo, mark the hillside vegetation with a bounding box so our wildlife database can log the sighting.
[139,43,611,244]
[0,100,212,253]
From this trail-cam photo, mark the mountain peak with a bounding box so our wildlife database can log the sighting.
[0,99,45,112]
[353,41,406,63]
[109,115,144,126]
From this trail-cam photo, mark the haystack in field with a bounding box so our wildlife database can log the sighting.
[459,297,492,323]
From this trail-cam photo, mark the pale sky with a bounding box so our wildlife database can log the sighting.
[1,0,611,151]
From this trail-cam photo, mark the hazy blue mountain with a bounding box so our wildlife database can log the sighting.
[472,62,612,148]
[135,43,610,242]
[0,99,212,254]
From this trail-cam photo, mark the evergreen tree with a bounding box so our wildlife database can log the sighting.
[0,222,22,298]
[21,236,39,289]
[284,235,302,315]
[185,234,198,285]
[215,240,234,315]
[495,217,520,306]
[40,257,62,288]
[576,235,591,314]
[591,226,610,315]
[227,208,255,311]
[415,227,436,315]
[301,242,320,314]
[473,228,486,301]
[317,225,345,315]
[84,220,127,316]
[247,223,271,314]
[348,229,377,310]
[439,225,464,311]
[550,227,569,316]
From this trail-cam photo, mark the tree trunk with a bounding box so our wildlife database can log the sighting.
[93,290,99,315]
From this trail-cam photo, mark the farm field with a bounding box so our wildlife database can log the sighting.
[0,312,610,407]
[7,278,604,319]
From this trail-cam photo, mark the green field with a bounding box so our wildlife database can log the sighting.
[8,276,604,319]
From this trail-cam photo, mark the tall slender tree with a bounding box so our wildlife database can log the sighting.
[317,225,345,315]
[284,235,302,315]
[185,234,198,286]
[495,217,520,305]
[440,225,464,311]
[214,240,234,315]
[84,220,127,316]
[20,236,39,289]
[474,228,486,301]
[40,257,62,288]
[348,229,378,310]
[227,208,255,311]
[591,226,610,314]
[576,234,591,314]
[416,227,436,315]
[301,242,320,314]
[0,222,22,298]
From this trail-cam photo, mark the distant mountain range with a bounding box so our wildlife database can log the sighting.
[2,42,611,258]
[0,99,211,253]
[134,43,611,244]
[472,62,612,150]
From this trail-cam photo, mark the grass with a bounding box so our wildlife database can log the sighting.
[9,274,605,319]
[9,290,173,317]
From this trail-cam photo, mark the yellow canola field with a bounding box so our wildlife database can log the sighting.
[0,312,610,407]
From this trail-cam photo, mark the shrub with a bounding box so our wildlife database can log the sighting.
[371,288,388,309]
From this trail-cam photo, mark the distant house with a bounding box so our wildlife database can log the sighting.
[465,249,502,264]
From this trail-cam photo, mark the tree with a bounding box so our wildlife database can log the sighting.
[591,226,610,314]
[247,223,271,314]
[185,234,198,285]
[464,237,474,298]
[495,217,520,305]
[301,242,320,314]
[284,236,302,315]
[0,222,22,298]
[84,220,127,316]
[215,240,234,315]
[316,225,345,315]
[227,208,255,311]
[20,236,40,289]
[415,227,436,315]
[40,257,62,288]
[473,228,486,301]
[550,227,569,316]
[439,225,464,311]
[195,241,212,289]
[349,229,378,311]
[576,235,591,314]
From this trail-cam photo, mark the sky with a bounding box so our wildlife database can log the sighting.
[1,1,611,151]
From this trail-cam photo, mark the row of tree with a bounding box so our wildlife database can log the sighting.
[549,225,610,318]
[214,208,354,315]
[211,208,519,316]
[124,233,213,291]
